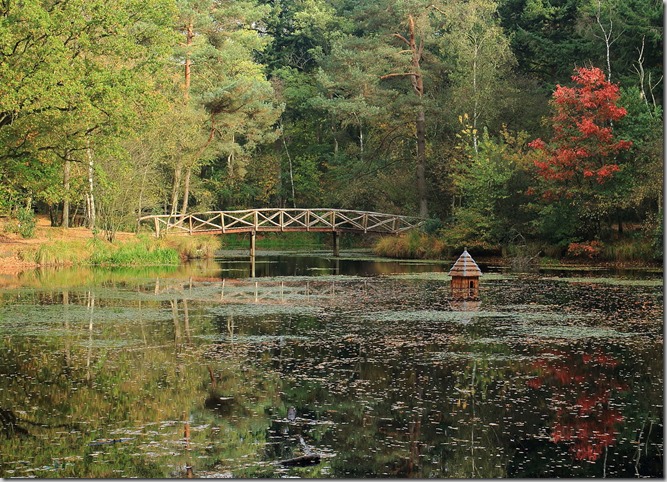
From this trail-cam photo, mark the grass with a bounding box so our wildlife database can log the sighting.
[90,237,179,266]
[601,237,659,263]
[17,235,220,267]
[162,235,221,260]
[23,240,91,266]
[373,231,449,259]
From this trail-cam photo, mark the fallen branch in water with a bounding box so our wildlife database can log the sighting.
[279,454,321,467]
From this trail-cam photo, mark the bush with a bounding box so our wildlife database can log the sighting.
[566,240,603,259]
[16,208,36,238]
[3,208,36,238]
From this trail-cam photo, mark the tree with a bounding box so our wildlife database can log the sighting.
[381,14,429,218]
[171,0,283,215]
[438,0,517,154]
[0,0,176,227]
[529,66,631,186]
[528,66,633,241]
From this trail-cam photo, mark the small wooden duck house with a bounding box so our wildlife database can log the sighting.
[448,248,482,300]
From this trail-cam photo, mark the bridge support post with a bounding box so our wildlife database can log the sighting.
[332,231,340,257]
[249,231,257,278]
[250,231,256,258]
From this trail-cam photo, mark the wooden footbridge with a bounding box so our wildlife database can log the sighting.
[139,208,425,256]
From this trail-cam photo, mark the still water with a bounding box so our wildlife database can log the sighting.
[0,252,662,478]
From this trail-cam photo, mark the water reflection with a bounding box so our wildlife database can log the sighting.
[213,252,452,278]
[0,257,662,478]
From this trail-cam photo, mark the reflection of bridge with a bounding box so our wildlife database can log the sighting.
[139,208,425,257]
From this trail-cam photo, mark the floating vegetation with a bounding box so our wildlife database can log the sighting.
[509,324,639,340]
[208,303,324,318]
[541,276,663,287]
[357,309,512,323]
[431,351,536,362]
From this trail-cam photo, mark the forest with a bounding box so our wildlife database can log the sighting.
[0,0,663,261]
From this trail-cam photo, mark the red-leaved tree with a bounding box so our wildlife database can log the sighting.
[529,67,632,189]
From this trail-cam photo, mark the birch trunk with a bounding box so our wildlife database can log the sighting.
[86,141,96,230]
[62,160,70,228]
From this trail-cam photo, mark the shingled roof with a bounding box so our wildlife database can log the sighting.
[448,249,482,277]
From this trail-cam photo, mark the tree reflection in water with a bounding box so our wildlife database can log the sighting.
[527,347,626,462]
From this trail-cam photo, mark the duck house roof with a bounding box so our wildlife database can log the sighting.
[448,249,482,278]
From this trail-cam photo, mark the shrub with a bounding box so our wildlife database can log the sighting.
[3,208,36,238]
[16,208,36,238]
[566,240,603,259]
[601,238,658,263]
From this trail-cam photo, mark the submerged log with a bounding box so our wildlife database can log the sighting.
[279,454,321,467]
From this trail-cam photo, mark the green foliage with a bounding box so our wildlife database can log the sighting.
[16,208,36,238]
[3,208,36,238]
[0,0,176,217]
[445,124,534,251]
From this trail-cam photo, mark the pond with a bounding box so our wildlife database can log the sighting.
[0,252,663,478]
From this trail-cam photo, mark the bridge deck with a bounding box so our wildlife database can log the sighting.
[139,209,424,237]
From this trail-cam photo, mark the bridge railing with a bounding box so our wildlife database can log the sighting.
[139,208,424,237]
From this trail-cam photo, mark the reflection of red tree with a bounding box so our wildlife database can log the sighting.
[526,348,627,461]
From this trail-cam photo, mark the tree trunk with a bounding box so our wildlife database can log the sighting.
[171,165,182,216]
[86,142,96,230]
[595,0,613,83]
[472,43,480,155]
[416,107,428,218]
[381,15,428,218]
[62,160,70,228]
[180,166,192,216]
[280,121,297,208]
[173,20,194,216]
[184,22,193,102]
[137,163,150,232]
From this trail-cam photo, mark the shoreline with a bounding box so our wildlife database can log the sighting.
[0,217,661,278]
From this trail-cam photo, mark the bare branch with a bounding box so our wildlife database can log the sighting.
[380,72,417,80]
[391,33,410,46]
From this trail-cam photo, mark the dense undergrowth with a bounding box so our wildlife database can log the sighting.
[372,230,662,264]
